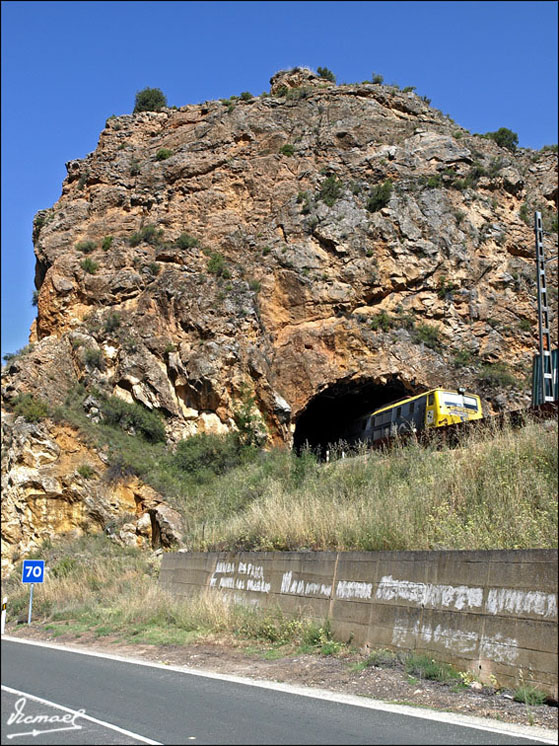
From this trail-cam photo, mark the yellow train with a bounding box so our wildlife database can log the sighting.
[355,388,483,444]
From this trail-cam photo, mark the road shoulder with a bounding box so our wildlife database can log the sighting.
[3,632,558,744]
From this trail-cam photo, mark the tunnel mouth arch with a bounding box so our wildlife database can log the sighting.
[293,377,414,455]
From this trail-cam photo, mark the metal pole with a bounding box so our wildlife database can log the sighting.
[28,584,34,625]
[534,212,554,403]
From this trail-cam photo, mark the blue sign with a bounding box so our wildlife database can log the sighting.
[22,560,45,583]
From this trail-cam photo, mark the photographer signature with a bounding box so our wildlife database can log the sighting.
[6,696,84,738]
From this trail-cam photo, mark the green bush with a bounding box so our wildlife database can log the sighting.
[453,210,466,226]
[155,148,173,161]
[317,66,336,83]
[371,72,383,84]
[478,362,518,389]
[146,262,160,276]
[296,190,311,214]
[520,203,557,233]
[365,649,400,667]
[513,685,548,706]
[76,240,97,254]
[405,653,460,682]
[451,178,467,191]
[133,87,167,113]
[12,394,49,422]
[102,236,114,251]
[318,176,343,207]
[284,88,311,102]
[32,209,53,242]
[84,347,105,371]
[129,224,163,247]
[370,311,393,332]
[31,289,39,307]
[367,179,392,212]
[130,160,141,176]
[3,344,35,363]
[50,556,78,579]
[394,306,416,330]
[487,157,504,177]
[78,464,96,479]
[102,396,166,443]
[519,201,533,225]
[175,233,200,249]
[239,91,253,100]
[436,276,456,300]
[413,323,441,350]
[174,432,252,482]
[207,252,231,278]
[104,312,121,334]
[80,258,99,274]
[279,143,295,156]
[484,127,518,152]
[233,387,266,447]
[453,348,476,368]
[402,86,416,93]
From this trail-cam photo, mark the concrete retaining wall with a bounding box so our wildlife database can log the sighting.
[160,549,558,697]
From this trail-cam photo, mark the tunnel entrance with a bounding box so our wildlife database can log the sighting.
[293,378,412,455]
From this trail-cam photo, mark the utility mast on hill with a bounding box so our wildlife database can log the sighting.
[533,211,558,404]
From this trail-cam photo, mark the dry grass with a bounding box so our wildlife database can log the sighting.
[188,419,558,551]
[52,387,557,552]
[2,534,332,648]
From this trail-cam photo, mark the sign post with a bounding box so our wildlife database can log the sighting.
[22,560,45,625]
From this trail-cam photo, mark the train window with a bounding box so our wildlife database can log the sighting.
[409,401,415,414]
[396,407,401,418]
[428,393,434,406]
[464,396,478,410]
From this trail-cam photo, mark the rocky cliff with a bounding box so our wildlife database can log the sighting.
[2,68,557,571]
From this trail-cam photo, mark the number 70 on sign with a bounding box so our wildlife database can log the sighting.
[22,560,45,583]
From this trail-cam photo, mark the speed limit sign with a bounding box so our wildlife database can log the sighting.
[22,560,45,583]
[21,559,45,625]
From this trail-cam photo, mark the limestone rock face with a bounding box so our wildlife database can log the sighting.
[1,75,557,567]
[1,412,183,573]
[269,67,330,94]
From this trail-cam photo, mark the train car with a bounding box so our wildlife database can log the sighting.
[354,388,483,444]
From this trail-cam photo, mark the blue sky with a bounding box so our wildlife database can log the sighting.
[2,0,557,360]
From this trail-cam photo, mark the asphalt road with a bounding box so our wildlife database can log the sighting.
[1,638,555,745]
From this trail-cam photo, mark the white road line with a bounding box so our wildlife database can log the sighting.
[3,636,557,744]
[1,685,161,745]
